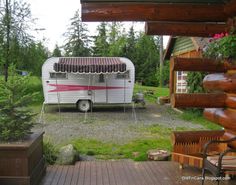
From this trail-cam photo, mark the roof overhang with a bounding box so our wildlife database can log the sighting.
[80,0,236,37]
[54,57,127,74]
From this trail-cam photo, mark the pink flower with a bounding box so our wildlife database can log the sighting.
[211,32,229,41]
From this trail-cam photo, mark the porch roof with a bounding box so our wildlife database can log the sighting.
[81,0,235,36]
[53,57,127,74]
[81,0,227,3]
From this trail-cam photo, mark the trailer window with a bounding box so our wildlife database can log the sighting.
[99,74,105,83]
[116,71,130,79]
[50,73,67,79]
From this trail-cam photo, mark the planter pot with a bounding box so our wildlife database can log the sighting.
[0,132,45,185]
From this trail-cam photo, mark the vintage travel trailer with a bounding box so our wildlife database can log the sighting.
[42,57,135,111]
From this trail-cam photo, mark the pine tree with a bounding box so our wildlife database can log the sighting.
[0,0,34,81]
[0,65,36,141]
[92,22,109,56]
[63,10,91,56]
[124,25,136,60]
[107,22,126,56]
[134,33,160,86]
[52,44,62,57]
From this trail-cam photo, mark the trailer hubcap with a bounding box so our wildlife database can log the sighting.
[78,100,90,112]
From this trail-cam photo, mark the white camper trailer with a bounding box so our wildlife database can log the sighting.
[42,57,135,111]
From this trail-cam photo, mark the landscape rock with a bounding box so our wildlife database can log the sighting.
[57,144,77,165]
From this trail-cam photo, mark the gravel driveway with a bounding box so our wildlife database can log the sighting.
[33,103,204,144]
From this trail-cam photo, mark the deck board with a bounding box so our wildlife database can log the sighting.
[40,161,236,185]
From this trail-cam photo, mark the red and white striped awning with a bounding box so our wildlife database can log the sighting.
[54,57,127,74]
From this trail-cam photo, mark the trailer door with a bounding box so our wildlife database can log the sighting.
[108,71,131,103]
[93,74,107,103]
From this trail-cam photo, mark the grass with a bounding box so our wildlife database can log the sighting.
[72,125,189,161]
[27,76,44,105]
[180,109,222,130]
[134,84,169,103]
[72,138,170,161]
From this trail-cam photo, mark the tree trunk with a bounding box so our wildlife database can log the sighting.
[4,0,10,82]
[159,36,163,87]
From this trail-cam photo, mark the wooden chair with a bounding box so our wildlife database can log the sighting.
[201,137,236,185]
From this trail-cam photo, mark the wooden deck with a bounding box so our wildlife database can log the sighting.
[40,161,236,185]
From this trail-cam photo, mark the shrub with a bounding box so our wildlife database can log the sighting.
[43,140,58,165]
[186,72,207,93]
[204,33,236,61]
[0,65,36,141]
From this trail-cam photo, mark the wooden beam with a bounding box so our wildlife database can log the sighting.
[145,22,227,37]
[81,3,227,22]
[81,0,226,2]
[171,93,226,108]
[204,108,236,131]
[224,0,236,17]
[170,58,236,72]
[226,94,236,109]
[203,73,236,92]
[223,129,236,148]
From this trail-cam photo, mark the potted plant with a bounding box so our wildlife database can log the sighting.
[204,18,236,63]
[0,65,45,185]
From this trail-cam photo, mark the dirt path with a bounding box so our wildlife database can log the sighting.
[33,103,204,144]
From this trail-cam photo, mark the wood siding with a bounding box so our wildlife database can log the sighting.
[170,37,202,94]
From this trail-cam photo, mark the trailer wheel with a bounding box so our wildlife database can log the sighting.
[77,100,91,112]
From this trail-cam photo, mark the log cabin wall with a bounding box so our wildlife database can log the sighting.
[171,58,236,147]
[203,69,236,145]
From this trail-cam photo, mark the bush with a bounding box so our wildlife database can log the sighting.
[186,72,207,93]
[204,33,236,61]
[0,65,36,141]
[43,140,58,165]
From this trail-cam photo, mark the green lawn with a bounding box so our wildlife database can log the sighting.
[134,84,169,103]
[179,109,222,130]
[72,125,188,161]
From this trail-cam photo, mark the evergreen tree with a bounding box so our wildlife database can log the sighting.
[134,33,160,86]
[0,0,33,81]
[63,10,91,56]
[0,65,36,141]
[52,44,62,57]
[26,42,49,76]
[92,22,109,56]
[107,22,126,56]
[124,25,136,60]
